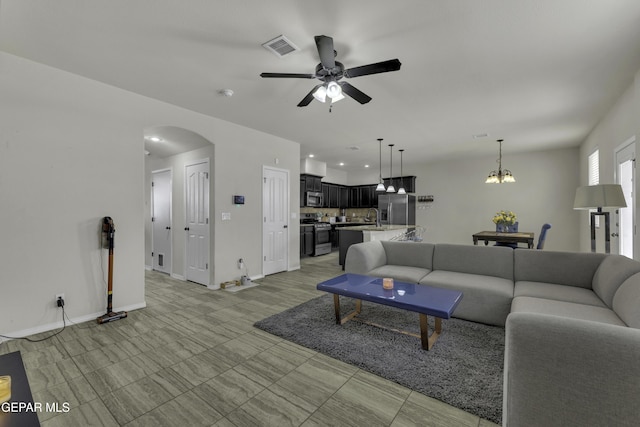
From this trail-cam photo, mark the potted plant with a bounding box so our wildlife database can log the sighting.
[492,210,518,233]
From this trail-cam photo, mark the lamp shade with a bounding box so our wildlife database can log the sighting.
[573,184,627,209]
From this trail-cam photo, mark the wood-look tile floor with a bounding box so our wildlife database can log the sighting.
[0,252,500,427]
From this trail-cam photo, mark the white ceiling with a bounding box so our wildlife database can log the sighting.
[2,0,640,170]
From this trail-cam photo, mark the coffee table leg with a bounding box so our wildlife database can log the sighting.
[333,295,362,325]
[419,314,443,350]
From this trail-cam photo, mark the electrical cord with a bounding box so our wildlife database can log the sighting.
[0,304,67,343]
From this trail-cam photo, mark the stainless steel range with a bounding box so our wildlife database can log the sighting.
[300,213,332,256]
[313,222,332,256]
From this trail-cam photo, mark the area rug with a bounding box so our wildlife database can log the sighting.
[254,295,504,424]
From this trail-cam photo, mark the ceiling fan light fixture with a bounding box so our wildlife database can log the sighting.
[326,81,342,100]
[312,86,327,103]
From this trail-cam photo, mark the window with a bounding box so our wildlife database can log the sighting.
[588,149,599,185]
[588,149,600,227]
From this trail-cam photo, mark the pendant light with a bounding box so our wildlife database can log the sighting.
[375,138,386,192]
[485,139,516,184]
[386,144,396,193]
[397,149,406,195]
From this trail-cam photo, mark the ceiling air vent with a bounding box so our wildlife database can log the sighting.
[262,35,300,58]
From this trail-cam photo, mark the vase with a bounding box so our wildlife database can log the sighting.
[496,222,518,233]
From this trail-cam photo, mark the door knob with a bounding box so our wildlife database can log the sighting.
[184,227,190,231]
[166,226,171,230]
[283,225,288,228]
[611,232,619,237]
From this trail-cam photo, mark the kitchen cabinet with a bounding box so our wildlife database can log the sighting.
[339,186,349,208]
[302,174,322,192]
[300,225,314,256]
[383,176,416,193]
[349,185,378,208]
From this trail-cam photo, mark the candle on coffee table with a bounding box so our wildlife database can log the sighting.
[383,278,394,290]
[0,375,11,404]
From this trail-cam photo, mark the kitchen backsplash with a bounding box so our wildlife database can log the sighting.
[300,207,377,223]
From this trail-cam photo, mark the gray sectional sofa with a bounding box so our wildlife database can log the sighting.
[344,240,640,427]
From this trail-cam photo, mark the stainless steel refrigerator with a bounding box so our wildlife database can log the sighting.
[378,194,416,226]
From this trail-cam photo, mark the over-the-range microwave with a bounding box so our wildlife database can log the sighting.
[305,191,323,207]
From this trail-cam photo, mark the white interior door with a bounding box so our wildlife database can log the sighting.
[152,169,172,274]
[185,160,210,286]
[615,139,635,258]
[263,167,289,276]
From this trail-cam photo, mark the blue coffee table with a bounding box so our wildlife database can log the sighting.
[317,274,463,350]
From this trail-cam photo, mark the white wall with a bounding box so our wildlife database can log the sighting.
[348,147,581,251]
[0,52,300,337]
[578,72,640,256]
[0,53,146,337]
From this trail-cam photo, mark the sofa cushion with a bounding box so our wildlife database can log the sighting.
[381,241,434,270]
[432,244,514,280]
[514,250,606,289]
[612,272,640,329]
[511,296,625,326]
[592,254,640,308]
[420,270,513,326]
[345,241,387,275]
[369,265,430,284]
[514,281,606,308]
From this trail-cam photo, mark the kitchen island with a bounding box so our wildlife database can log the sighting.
[338,225,410,268]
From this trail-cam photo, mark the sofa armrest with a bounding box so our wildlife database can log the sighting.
[344,241,386,275]
[504,312,640,427]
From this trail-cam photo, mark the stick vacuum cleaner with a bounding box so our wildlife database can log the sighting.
[97,216,128,324]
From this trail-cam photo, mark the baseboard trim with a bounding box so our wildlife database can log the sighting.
[171,273,186,281]
[0,302,147,344]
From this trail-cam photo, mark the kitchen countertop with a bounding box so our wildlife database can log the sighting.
[337,225,410,231]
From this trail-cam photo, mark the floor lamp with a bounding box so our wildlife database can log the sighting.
[573,184,627,253]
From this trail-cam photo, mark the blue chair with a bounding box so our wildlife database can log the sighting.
[537,223,552,249]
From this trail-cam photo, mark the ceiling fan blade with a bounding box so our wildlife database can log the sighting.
[260,72,315,79]
[344,59,401,78]
[339,82,372,104]
[314,35,336,70]
[297,84,323,107]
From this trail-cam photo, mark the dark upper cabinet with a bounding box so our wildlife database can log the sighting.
[339,186,349,208]
[347,185,378,208]
[349,187,360,208]
[383,176,416,193]
[303,175,322,192]
[321,183,330,207]
[300,176,407,209]
[329,185,339,208]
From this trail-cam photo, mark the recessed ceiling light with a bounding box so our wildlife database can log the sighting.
[218,89,234,97]
[308,154,314,158]
[339,162,345,166]
[364,164,370,168]
[148,136,162,142]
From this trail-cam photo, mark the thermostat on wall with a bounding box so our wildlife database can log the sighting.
[233,195,245,205]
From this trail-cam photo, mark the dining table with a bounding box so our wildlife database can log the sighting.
[472,230,535,249]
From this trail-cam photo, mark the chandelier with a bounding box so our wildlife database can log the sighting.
[486,139,515,184]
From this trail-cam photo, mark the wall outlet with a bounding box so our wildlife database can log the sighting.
[55,293,65,308]
[237,258,244,269]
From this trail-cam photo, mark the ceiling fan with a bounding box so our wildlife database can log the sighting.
[260,35,401,107]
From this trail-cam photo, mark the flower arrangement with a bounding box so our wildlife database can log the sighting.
[492,210,517,226]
